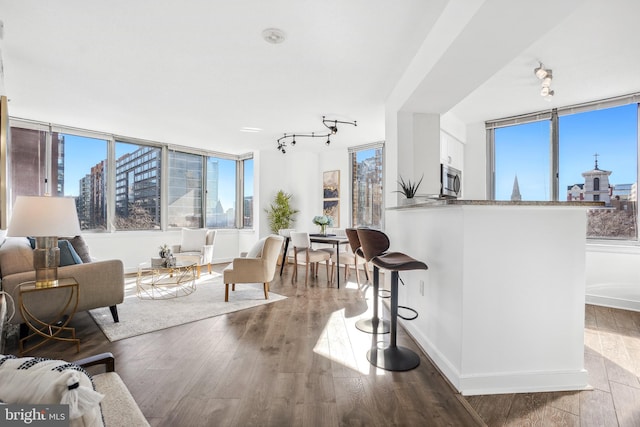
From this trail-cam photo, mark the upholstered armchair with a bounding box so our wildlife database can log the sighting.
[0,352,148,427]
[223,235,284,302]
[172,228,216,278]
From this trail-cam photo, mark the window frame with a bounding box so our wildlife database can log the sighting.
[6,118,254,232]
[348,141,385,229]
[487,93,640,243]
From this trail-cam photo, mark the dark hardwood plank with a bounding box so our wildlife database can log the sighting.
[579,388,618,427]
[503,393,549,427]
[609,381,640,427]
[465,394,513,426]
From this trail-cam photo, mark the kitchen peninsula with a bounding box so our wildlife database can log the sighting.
[385,200,602,396]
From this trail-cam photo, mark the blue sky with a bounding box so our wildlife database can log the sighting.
[495,103,637,200]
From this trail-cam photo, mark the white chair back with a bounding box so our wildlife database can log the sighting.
[290,231,310,249]
[278,228,295,238]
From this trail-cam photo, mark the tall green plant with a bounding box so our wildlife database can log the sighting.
[265,190,299,234]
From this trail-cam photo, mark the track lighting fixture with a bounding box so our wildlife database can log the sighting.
[534,64,548,79]
[534,62,555,100]
[276,116,356,153]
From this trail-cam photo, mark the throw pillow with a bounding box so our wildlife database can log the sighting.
[59,240,84,267]
[0,237,35,277]
[59,235,92,263]
[246,237,267,258]
[0,355,104,427]
[180,228,208,252]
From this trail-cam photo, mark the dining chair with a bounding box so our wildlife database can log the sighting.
[290,231,330,286]
[329,243,366,286]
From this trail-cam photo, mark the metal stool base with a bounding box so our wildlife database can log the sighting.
[367,346,420,371]
[355,318,390,334]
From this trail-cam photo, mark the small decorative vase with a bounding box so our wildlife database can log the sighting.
[320,224,327,236]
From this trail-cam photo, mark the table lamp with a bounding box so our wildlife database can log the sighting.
[7,195,82,287]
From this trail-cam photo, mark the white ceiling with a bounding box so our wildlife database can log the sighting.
[1,0,639,155]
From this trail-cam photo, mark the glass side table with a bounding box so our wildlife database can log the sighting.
[18,277,80,355]
[136,262,197,300]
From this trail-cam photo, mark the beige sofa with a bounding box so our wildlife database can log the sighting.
[0,237,124,326]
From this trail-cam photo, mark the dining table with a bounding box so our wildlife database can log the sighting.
[279,234,350,289]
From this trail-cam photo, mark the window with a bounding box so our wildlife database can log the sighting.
[489,98,638,241]
[7,119,252,231]
[350,143,384,228]
[205,156,236,228]
[9,126,48,200]
[56,133,108,230]
[243,158,254,228]
[494,121,550,201]
[168,151,203,228]
[559,104,637,240]
[9,127,109,230]
[115,142,162,230]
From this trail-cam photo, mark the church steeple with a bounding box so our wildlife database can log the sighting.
[511,175,522,201]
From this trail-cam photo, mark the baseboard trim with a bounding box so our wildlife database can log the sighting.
[400,317,590,396]
[586,294,640,312]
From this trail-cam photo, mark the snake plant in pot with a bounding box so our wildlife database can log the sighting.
[394,174,423,204]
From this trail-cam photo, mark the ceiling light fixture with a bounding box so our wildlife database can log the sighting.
[534,62,555,100]
[240,127,263,133]
[276,116,357,154]
[262,28,286,44]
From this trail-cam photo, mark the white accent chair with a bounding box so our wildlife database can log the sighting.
[223,235,284,302]
[290,232,330,286]
[172,228,216,278]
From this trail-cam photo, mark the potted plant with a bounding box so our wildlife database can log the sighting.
[394,174,423,204]
[265,190,299,234]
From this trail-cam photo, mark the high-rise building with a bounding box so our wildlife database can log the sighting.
[115,146,162,229]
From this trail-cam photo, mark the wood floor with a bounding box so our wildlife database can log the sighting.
[4,265,640,426]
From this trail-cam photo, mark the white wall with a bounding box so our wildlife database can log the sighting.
[257,146,352,235]
[83,228,246,274]
[388,205,589,395]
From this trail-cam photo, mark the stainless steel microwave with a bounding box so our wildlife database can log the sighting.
[441,164,462,198]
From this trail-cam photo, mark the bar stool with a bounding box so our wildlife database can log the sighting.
[352,228,390,335]
[357,228,428,371]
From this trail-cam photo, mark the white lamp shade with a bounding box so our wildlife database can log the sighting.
[7,196,82,237]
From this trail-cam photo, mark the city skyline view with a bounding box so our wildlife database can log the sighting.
[62,135,239,216]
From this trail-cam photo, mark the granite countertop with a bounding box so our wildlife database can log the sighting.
[388,198,606,210]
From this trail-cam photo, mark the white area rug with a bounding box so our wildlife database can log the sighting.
[89,272,286,341]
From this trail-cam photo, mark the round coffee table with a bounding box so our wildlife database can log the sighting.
[136,262,197,299]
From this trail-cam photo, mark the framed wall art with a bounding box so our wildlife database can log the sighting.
[322,170,340,227]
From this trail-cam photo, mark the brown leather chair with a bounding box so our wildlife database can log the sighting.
[353,228,390,335]
[345,228,370,283]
